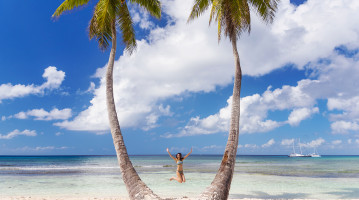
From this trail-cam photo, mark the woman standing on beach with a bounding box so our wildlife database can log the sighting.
[166,148,192,183]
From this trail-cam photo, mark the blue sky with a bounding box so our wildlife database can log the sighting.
[1,0,359,155]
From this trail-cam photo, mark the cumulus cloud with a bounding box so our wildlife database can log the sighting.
[56,0,233,132]
[39,66,66,90]
[11,108,72,121]
[131,7,155,30]
[0,66,65,103]
[171,47,359,137]
[288,107,319,126]
[168,81,318,137]
[57,0,359,136]
[165,0,359,136]
[238,0,359,75]
[262,139,275,148]
[328,96,359,134]
[331,121,359,134]
[0,129,37,139]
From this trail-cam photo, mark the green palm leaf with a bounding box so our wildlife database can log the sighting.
[89,0,118,50]
[117,2,136,54]
[189,0,278,42]
[52,0,90,17]
[129,0,161,19]
[249,0,279,24]
[188,0,212,23]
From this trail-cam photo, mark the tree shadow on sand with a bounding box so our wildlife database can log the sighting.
[229,191,310,199]
[326,188,359,199]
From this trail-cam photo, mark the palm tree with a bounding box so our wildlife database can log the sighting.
[188,0,279,199]
[53,0,162,199]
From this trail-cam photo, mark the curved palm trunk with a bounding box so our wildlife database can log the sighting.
[200,37,242,200]
[106,20,162,200]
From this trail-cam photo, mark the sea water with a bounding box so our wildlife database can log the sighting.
[1,155,359,199]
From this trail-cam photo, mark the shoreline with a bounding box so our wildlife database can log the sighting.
[0,197,338,200]
[3,156,359,200]
[3,197,358,200]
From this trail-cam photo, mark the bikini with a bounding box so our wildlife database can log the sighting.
[176,160,184,174]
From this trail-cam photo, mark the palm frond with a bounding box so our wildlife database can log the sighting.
[52,0,90,17]
[221,0,250,40]
[129,0,161,19]
[248,0,279,24]
[209,0,221,25]
[117,2,136,54]
[188,0,212,23]
[217,11,223,41]
[89,0,117,50]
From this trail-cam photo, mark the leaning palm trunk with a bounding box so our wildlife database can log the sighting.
[200,37,242,200]
[106,20,162,200]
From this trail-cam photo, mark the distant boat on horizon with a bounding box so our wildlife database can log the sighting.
[309,148,321,157]
[288,139,320,157]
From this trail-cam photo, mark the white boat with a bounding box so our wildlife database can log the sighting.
[288,139,311,157]
[309,148,321,157]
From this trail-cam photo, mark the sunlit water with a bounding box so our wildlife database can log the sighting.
[1,155,359,199]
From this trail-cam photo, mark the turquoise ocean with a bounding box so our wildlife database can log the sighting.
[1,155,359,199]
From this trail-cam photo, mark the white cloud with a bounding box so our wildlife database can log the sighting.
[262,139,275,148]
[39,66,65,90]
[12,108,72,121]
[331,121,359,134]
[131,8,155,30]
[86,82,96,93]
[0,67,65,103]
[18,146,69,152]
[57,0,359,135]
[244,144,258,148]
[332,140,342,145]
[281,139,294,146]
[356,139,359,145]
[201,145,223,152]
[169,48,359,137]
[168,81,316,137]
[328,96,359,134]
[55,15,233,132]
[287,107,319,126]
[55,132,63,136]
[0,129,37,139]
[238,144,258,148]
[14,112,27,119]
[238,0,359,75]
[301,138,325,148]
[169,0,359,136]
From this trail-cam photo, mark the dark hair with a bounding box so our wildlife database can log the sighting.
[176,153,183,161]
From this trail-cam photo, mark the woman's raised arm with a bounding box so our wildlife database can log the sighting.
[183,148,192,160]
[166,148,176,161]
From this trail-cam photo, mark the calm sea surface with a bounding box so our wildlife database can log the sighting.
[1,155,359,199]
